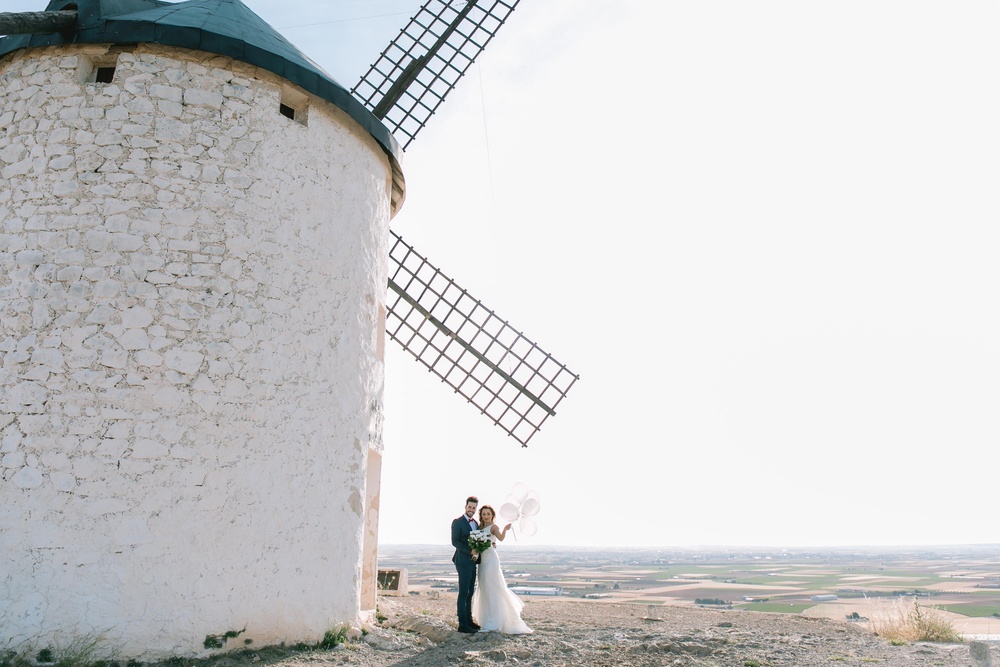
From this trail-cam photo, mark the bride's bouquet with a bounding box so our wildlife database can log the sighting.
[468,528,492,554]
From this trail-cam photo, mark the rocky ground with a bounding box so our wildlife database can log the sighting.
[203,593,998,667]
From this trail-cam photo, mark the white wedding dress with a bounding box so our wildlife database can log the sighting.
[472,528,532,634]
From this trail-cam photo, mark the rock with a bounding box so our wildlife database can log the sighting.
[465,649,508,661]
[361,631,398,651]
[971,642,994,667]
[390,614,455,644]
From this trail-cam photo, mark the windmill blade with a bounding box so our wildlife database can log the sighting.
[353,0,520,149]
[386,231,579,446]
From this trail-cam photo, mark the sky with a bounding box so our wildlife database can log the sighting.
[8,0,1000,548]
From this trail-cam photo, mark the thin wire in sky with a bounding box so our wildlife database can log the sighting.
[476,62,496,207]
[277,11,412,30]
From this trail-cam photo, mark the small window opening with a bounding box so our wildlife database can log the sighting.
[279,85,308,126]
[95,67,116,84]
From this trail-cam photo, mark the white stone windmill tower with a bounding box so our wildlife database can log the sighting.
[0,0,577,660]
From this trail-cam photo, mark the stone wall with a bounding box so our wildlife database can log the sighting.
[0,44,392,659]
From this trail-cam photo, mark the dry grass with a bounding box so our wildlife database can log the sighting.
[1,635,112,667]
[868,597,962,644]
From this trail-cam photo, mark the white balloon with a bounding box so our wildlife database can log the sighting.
[519,516,538,537]
[520,497,541,517]
[509,482,530,504]
[498,502,520,523]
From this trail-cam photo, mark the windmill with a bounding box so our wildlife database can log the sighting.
[0,0,577,656]
[0,0,579,447]
[352,0,580,447]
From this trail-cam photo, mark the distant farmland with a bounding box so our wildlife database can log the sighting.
[379,543,1000,637]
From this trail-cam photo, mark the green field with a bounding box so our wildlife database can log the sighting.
[936,605,1000,618]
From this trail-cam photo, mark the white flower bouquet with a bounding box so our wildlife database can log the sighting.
[468,528,492,554]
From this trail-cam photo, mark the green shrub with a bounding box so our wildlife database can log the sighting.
[318,627,347,650]
[203,629,245,650]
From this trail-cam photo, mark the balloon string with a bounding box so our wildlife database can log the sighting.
[511,526,518,542]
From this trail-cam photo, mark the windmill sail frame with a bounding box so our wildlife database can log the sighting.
[352,0,520,149]
[386,232,578,446]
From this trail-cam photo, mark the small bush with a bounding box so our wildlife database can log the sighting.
[1,651,32,667]
[869,598,962,644]
[318,627,347,650]
[203,629,245,650]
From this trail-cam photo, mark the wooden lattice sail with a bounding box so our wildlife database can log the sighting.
[352,0,520,149]
[387,232,579,446]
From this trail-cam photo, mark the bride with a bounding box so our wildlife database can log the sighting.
[471,505,532,634]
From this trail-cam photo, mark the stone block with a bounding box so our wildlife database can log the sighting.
[94,130,123,146]
[130,439,168,459]
[148,84,182,102]
[50,472,77,492]
[377,569,409,596]
[970,642,993,667]
[164,349,204,375]
[183,88,224,108]
[48,154,74,170]
[16,250,45,265]
[2,451,26,468]
[100,349,128,369]
[12,466,44,489]
[55,248,86,264]
[92,279,121,298]
[117,329,149,350]
[56,266,83,283]
[154,117,191,141]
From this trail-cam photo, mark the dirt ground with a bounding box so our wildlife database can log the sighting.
[206,593,998,667]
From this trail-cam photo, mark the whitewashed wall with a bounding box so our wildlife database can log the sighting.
[0,44,392,660]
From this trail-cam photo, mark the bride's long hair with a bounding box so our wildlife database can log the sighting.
[478,505,496,527]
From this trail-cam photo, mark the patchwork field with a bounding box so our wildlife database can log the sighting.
[378,544,1000,638]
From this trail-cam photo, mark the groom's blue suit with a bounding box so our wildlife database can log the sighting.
[451,514,478,631]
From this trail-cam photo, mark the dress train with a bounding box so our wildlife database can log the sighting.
[471,534,532,634]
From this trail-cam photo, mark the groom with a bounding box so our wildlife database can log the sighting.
[451,495,481,633]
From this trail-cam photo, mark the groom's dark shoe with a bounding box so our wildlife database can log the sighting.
[457,626,478,634]
[470,622,481,630]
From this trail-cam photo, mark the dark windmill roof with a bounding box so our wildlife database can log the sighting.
[0,0,402,166]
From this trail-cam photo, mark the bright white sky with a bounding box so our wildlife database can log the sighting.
[10,0,999,547]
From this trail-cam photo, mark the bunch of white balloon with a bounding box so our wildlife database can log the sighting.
[498,482,541,538]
